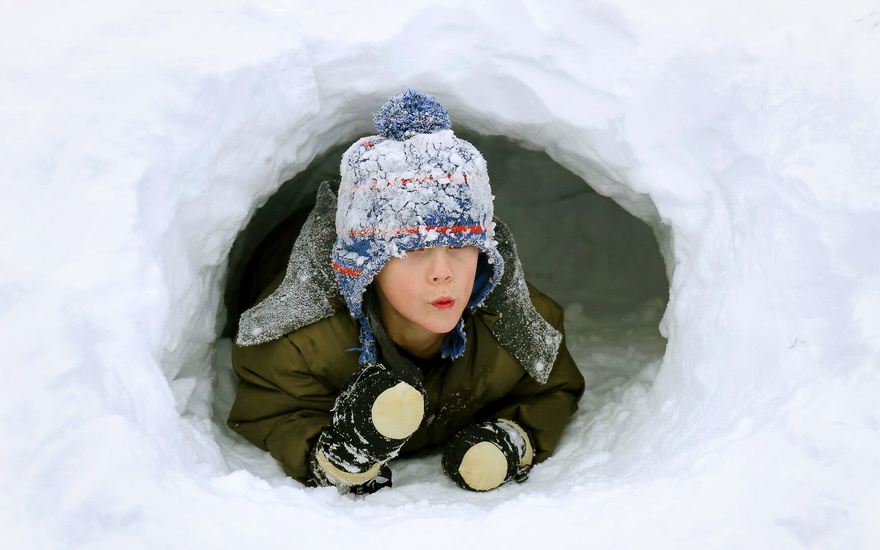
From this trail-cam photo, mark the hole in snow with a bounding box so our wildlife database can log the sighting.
[204,131,669,491]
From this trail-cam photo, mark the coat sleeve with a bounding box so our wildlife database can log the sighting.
[487,286,586,463]
[227,335,338,485]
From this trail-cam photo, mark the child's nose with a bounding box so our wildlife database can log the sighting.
[428,248,454,283]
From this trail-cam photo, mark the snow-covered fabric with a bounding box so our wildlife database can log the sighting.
[483,221,561,384]
[332,90,504,363]
[236,181,560,384]
[441,419,532,491]
[315,361,426,477]
[235,184,341,346]
[373,89,452,140]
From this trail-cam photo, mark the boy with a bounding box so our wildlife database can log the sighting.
[228,90,585,494]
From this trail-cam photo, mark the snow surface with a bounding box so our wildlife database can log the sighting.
[2,1,880,548]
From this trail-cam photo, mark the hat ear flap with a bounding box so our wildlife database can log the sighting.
[468,252,494,307]
[440,318,467,360]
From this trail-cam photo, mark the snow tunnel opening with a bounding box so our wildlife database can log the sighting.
[207,128,670,487]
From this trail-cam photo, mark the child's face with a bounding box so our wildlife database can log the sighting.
[373,246,479,342]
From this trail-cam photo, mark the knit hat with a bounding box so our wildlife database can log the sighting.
[332,90,504,364]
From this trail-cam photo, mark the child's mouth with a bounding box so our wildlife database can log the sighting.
[431,297,455,311]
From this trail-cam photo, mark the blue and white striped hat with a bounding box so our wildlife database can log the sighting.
[332,90,504,363]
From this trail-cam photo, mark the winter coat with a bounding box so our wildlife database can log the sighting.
[227,184,585,485]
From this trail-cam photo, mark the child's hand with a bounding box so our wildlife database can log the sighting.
[313,362,426,492]
[442,419,533,491]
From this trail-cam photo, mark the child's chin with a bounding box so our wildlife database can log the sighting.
[422,314,462,335]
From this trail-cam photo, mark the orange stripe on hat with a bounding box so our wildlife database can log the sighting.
[333,263,363,276]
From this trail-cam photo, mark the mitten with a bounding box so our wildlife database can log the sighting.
[442,419,534,492]
[314,362,426,491]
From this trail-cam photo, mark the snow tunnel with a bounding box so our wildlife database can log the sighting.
[209,127,670,483]
[147,69,714,515]
[141,40,727,518]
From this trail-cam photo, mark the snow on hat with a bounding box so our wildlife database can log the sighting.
[332,89,504,364]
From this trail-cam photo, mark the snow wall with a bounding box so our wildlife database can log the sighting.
[2,1,879,548]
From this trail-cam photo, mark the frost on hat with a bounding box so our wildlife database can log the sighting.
[332,90,505,364]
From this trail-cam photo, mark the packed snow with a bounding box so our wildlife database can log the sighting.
[2,1,879,548]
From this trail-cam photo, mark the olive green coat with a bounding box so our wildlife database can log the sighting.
[228,284,585,485]
[227,183,585,485]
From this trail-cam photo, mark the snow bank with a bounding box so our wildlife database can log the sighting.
[2,1,879,548]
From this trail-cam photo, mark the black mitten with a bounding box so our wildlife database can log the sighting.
[347,464,393,496]
[314,362,426,489]
[442,419,533,492]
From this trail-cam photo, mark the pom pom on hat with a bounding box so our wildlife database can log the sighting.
[373,89,451,141]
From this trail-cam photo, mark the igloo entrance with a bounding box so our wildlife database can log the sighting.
[210,130,670,488]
